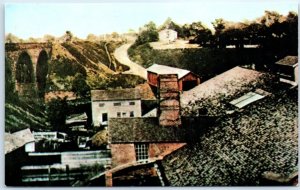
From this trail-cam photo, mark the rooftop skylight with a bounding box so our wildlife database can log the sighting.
[230,92,265,109]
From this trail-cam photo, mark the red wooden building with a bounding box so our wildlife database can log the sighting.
[147,64,200,91]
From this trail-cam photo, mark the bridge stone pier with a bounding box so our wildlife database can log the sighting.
[5,43,52,99]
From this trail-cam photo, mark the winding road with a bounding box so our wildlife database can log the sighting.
[114,43,147,80]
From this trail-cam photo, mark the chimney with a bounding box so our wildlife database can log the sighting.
[158,74,181,127]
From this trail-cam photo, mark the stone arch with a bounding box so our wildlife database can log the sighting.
[36,50,49,97]
[16,51,34,83]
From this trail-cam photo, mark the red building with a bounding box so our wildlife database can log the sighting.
[147,64,200,91]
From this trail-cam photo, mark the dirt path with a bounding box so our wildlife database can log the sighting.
[114,43,147,80]
[150,40,200,50]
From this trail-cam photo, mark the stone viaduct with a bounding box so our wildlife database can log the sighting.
[5,43,52,98]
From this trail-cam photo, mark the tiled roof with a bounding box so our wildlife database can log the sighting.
[275,56,298,66]
[5,128,34,154]
[180,66,275,116]
[162,86,298,186]
[109,117,202,143]
[91,88,141,101]
[147,64,191,79]
[135,83,156,100]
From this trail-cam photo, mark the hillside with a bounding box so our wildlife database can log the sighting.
[5,40,145,132]
[47,40,140,91]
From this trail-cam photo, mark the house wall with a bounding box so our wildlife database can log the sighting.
[111,142,186,167]
[91,99,142,127]
[147,72,158,87]
[111,144,136,167]
[25,142,35,152]
[159,29,177,43]
[294,65,298,84]
[148,72,200,91]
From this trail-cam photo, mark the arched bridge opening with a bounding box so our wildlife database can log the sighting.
[16,52,34,84]
[36,50,49,98]
[5,43,52,100]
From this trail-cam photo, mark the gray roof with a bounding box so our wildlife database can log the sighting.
[5,128,34,154]
[109,117,202,143]
[181,66,276,116]
[91,88,141,101]
[162,86,298,186]
[275,56,298,67]
[147,64,191,79]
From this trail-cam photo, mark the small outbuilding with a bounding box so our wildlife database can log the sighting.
[275,56,298,86]
[147,64,200,91]
[159,29,177,43]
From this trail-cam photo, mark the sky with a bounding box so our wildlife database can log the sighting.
[5,1,298,39]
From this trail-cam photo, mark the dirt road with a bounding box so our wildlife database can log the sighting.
[114,43,147,80]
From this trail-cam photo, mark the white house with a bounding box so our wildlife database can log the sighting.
[159,29,177,43]
[91,88,142,127]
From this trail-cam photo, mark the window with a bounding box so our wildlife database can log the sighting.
[122,112,126,117]
[114,102,121,106]
[135,143,149,162]
[230,92,265,109]
[130,111,134,117]
[99,103,105,107]
[129,102,135,105]
[117,112,121,118]
[102,113,108,122]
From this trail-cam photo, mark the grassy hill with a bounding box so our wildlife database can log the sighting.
[5,40,145,132]
[47,40,139,91]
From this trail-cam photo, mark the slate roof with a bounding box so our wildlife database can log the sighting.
[91,88,141,101]
[5,128,35,154]
[162,85,298,186]
[135,83,156,100]
[180,66,276,116]
[109,117,202,143]
[147,64,191,79]
[275,56,298,67]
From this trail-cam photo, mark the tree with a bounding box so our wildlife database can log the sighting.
[212,18,226,48]
[71,73,90,98]
[86,33,98,42]
[134,21,159,46]
[46,97,68,131]
[5,33,21,43]
[212,18,226,35]
[65,30,73,42]
[43,34,56,43]
[191,28,213,47]
[5,57,18,103]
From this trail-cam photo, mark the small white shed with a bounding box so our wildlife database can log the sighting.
[159,29,177,43]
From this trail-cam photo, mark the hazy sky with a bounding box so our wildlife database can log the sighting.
[5,1,298,39]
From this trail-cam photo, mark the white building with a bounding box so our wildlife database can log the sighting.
[159,29,177,43]
[91,88,142,127]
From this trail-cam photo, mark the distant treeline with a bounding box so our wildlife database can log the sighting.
[129,10,297,81]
